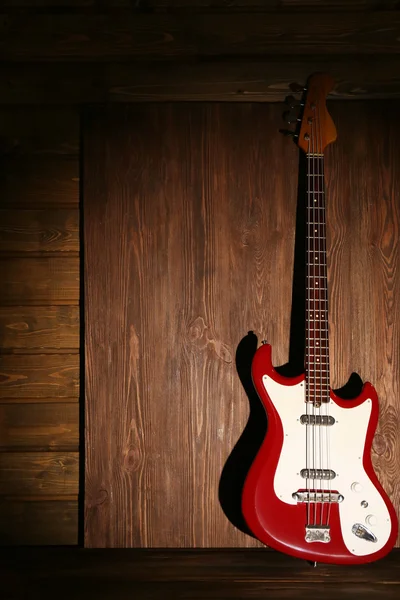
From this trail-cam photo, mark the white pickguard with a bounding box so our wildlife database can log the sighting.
[263,375,393,556]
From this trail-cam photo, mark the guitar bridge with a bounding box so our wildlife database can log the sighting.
[305,525,331,544]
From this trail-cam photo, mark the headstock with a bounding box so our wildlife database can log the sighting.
[282,73,337,154]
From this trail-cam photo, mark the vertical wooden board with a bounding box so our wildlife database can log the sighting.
[84,104,298,548]
[0,306,80,350]
[327,101,400,544]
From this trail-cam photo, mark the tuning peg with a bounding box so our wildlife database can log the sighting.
[285,95,305,110]
[279,128,299,138]
[282,110,301,125]
[285,95,298,108]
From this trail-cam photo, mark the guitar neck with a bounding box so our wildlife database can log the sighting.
[305,153,330,406]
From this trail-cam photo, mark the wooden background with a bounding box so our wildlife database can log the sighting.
[0,108,80,544]
[84,102,400,548]
[1,0,400,548]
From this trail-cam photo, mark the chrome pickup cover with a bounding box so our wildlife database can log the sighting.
[300,468,336,480]
[300,414,335,426]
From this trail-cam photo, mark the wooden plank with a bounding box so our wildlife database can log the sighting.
[0,306,79,350]
[0,403,79,451]
[84,102,400,549]
[0,354,79,399]
[326,101,400,540]
[0,156,79,207]
[2,1,398,8]
[0,257,79,304]
[3,59,400,104]
[1,549,400,600]
[0,209,79,253]
[2,12,400,61]
[0,107,79,156]
[0,452,79,495]
[0,498,78,546]
[84,103,297,548]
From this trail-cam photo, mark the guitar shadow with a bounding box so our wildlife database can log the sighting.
[218,152,363,538]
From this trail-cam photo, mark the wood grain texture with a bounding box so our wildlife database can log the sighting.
[2,12,400,61]
[1,548,400,600]
[326,101,400,544]
[0,157,79,207]
[0,498,78,545]
[84,103,297,547]
[0,209,79,253]
[0,452,79,495]
[0,307,79,351]
[0,257,79,304]
[85,102,400,549]
[0,403,79,451]
[3,1,399,8]
[3,59,400,105]
[0,107,79,156]
[0,354,79,399]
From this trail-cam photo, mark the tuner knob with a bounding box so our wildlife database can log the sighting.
[351,482,363,493]
[284,95,305,109]
[279,129,299,139]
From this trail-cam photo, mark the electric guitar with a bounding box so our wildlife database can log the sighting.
[242,73,398,564]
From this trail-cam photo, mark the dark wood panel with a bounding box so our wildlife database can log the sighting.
[3,59,400,105]
[0,209,79,252]
[0,257,79,304]
[1,549,400,600]
[0,156,79,207]
[85,102,400,549]
[84,104,297,547]
[0,403,79,451]
[0,306,79,350]
[0,452,79,495]
[0,498,78,546]
[0,354,79,399]
[0,107,79,157]
[2,12,400,61]
[2,1,399,8]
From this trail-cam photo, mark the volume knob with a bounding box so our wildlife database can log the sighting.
[366,515,378,527]
[351,482,363,493]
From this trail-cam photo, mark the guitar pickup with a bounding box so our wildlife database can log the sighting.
[301,468,336,480]
[300,414,335,426]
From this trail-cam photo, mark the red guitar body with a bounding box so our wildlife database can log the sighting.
[242,344,398,564]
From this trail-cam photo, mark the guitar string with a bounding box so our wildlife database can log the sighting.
[311,115,318,525]
[321,111,333,526]
[307,123,317,526]
[316,101,332,526]
[314,111,324,526]
[318,108,326,525]
[306,133,312,527]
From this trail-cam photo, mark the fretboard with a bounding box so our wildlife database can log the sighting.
[305,154,330,406]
